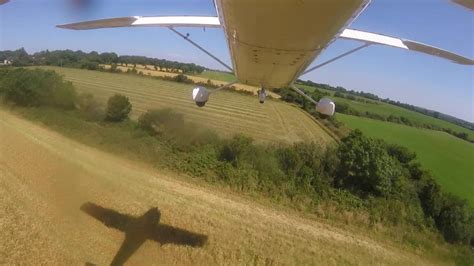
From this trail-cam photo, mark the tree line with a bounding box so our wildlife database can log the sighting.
[0,48,207,74]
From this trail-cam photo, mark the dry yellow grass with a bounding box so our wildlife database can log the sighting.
[0,109,447,265]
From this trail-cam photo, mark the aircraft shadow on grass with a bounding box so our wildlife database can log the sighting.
[80,202,208,266]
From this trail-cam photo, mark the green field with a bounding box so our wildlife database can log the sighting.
[38,66,333,145]
[297,84,474,140]
[197,70,236,82]
[338,114,474,205]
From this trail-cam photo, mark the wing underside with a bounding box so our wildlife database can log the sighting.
[339,28,473,65]
[57,16,221,30]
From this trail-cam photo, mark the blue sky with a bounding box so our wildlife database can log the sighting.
[1,0,473,121]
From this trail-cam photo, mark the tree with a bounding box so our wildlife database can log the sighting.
[105,94,132,122]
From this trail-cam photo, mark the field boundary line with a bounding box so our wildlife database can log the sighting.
[290,105,340,143]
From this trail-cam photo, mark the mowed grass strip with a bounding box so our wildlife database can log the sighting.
[39,66,333,144]
[337,114,474,206]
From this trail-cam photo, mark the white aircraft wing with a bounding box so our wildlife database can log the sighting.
[57,16,221,30]
[340,28,473,65]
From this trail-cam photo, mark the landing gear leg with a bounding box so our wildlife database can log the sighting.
[258,88,267,104]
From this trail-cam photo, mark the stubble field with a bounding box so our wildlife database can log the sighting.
[38,66,334,145]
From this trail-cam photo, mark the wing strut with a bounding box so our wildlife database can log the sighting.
[290,85,318,105]
[302,43,371,75]
[212,80,238,93]
[290,85,336,116]
[168,27,233,72]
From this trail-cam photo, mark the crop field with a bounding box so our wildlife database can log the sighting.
[337,114,474,206]
[101,65,280,98]
[197,70,236,82]
[38,66,333,145]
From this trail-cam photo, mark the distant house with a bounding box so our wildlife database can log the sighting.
[0,59,12,65]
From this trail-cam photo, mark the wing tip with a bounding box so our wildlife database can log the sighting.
[56,24,75,30]
[451,0,474,11]
[56,17,138,30]
[402,39,474,66]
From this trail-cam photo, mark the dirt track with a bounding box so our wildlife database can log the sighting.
[0,110,437,265]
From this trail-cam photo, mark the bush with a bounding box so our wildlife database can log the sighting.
[436,195,473,244]
[105,94,132,122]
[334,101,350,113]
[336,130,403,197]
[76,93,103,121]
[138,108,185,136]
[276,142,334,194]
[172,74,193,83]
[138,108,219,151]
[415,167,473,244]
[386,143,417,165]
[219,134,254,167]
[80,61,99,70]
[0,68,76,109]
[417,174,444,218]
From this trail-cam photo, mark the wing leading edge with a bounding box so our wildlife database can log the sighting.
[340,28,473,65]
[57,16,221,30]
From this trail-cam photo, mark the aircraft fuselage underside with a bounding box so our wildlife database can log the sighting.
[215,0,370,88]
